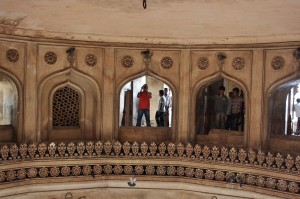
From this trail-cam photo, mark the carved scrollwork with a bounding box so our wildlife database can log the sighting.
[113,141,122,156]
[93,165,102,176]
[124,165,133,175]
[113,165,123,175]
[140,142,148,157]
[6,49,19,63]
[156,166,166,176]
[44,52,57,65]
[161,57,173,69]
[197,57,209,70]
[232,57,245,70]
[177,143,185,157]
[145,165,155,175]
[85,54,97,67]
[134,165,144,175]
[271,56,285,70]
[167,166,176,176]
[104,165,113,175]
[177,166,185,176]
[38,167,49,178]
[122,55,134,68]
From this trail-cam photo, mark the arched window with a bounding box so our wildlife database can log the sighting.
[119,75,172,127]
[52,86,80,128]
[0,75,18,142]
[270,79,300,136]
[196,78,245,135]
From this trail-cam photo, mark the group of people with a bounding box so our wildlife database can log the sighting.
[136,84,172,127]
[208,86,244,131]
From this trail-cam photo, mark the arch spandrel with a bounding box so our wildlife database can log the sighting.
[264,48,298,93]
[190,50,252,90]
[115,49,180,89]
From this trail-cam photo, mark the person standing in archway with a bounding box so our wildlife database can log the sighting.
[136,84,152,127]
[294,98,300,134]
[164,87,172,127]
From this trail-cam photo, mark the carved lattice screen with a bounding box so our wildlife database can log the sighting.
[52,86,80,127]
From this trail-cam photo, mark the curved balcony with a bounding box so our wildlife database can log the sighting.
[0,141,298,198]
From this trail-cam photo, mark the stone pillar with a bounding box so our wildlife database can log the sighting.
[177,50,190,143]
[23,42,37,142]
[249,49,264,150]
[102,47,115,140]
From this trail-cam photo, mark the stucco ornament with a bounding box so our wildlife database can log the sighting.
[6,49,19,63]
[113,165,123,174]
[197,57,209,70]
[85,54,97,67]
[122,55,134,68]
[161,56,173,69]
[232,57,245,70]
[44,51,57,65]
[145,165,155,175]
[104,141,112,156]
[271,56,285,70]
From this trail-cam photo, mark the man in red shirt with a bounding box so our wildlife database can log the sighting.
[136,84,152,127]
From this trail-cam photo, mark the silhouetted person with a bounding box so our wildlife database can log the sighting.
[231,87,244,131]
[225,91,233,130]
[164,88,172,127]
[206,86,228,129]
[294,98,300,134]
[155,90,166,127]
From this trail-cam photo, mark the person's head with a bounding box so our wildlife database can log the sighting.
[143,84,148,91]
[159,90,164,96]
[233,87,240,97]
[297,98,300,103]
[164,88,168,95]
[218,86,225,95]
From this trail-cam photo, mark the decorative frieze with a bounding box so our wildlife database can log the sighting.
[0,141,298,196]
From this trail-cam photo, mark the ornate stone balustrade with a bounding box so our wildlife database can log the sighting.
[0,141,299,198]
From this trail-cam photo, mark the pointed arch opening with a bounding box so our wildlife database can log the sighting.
[0,74,19,142]
[118,75,174,142]
[268,79,300,137]
[195,77,246,147]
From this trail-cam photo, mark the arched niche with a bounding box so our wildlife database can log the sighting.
[192,75,248,148]
[117,74,175,143]
[0,70,22,143]
[267,76,300,154]
[38,69,101,141]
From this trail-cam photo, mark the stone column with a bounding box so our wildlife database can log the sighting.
[177,50,191,143]
[102,47,115,140]
[249,49,264,150]
[23,42,37,142]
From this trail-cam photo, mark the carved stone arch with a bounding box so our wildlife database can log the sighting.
[38,69,101,141]
[264,72,300,153]
[116,70,176,142]
[190,73,249,147]
[0,67,23,142]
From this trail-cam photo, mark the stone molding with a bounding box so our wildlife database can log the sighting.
[0,141,299,198]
